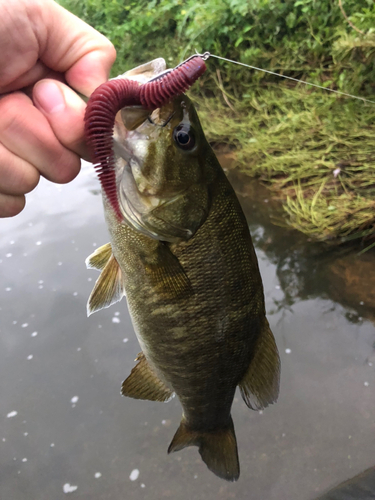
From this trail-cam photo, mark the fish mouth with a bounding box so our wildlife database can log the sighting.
[113,98,209,243]
[84,56,207,220]
[113,107,175,162]
[148,111,175,128]
[113,111,195,243]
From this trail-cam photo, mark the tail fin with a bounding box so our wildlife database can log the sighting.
[168,417,239,482]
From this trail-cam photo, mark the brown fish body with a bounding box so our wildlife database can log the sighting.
[107,167,267,420]
[86,66,280,481]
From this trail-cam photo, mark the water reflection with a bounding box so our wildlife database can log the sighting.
[227,168,375,324]
[0,161,374,500]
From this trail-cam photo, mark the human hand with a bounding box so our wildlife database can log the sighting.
[0,0,116,217]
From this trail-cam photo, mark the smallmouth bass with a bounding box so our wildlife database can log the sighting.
[85,58,280,481]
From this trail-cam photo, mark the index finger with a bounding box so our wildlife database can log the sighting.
[40,2,117,95]
[0,0,116,96]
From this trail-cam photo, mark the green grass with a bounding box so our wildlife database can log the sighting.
[193,80,375,246]
[60,0,375,247]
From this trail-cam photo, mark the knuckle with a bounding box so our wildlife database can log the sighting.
[0,147,40,195]
[0,93,29,133]
[104,41,117,63]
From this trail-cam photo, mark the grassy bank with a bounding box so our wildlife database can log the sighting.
[60,0,375,248]
[194,82,375,248]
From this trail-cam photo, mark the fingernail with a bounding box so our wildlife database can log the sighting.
[34,81,65,114]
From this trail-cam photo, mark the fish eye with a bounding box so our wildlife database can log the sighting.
[173,124,195,150]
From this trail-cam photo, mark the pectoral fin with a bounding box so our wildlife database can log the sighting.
[87,254,125,316]
[239,318,280,410]
[85,243,112,271]
[122,352,173,402]
[146,243,193,299]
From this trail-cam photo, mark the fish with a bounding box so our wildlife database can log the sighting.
[85,58,280,482]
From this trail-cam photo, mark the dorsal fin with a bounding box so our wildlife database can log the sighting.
[85,243,112,271]
[239,318,280,410]
[122,352,173,402]
[87,254,125,316]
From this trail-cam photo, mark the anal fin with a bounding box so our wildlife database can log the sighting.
[239,318,280,410]
[87,254,125,316]
[122,352,173,402]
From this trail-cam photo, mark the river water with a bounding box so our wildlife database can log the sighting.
[1,160,374,499]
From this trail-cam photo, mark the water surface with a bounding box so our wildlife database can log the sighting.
[1,161,374,499]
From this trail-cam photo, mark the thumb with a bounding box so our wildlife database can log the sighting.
[33,79,89,160]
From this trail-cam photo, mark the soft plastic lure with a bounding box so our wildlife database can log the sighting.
[84,54,208,219]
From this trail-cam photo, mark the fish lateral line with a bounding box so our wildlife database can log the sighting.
[196,50,375,105]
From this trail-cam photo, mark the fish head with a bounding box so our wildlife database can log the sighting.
[112,94,217,242]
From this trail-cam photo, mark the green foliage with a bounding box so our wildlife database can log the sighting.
[194,84,375,245]
[59,0,375,245]
[60,0,375,89]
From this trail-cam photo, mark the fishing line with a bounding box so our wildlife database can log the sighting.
[194,51,375,105]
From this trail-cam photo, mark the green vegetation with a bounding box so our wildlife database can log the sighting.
[60,0,375,247]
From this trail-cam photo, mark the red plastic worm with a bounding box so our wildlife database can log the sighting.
[140,56,207,109]
[84,56,207,219]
